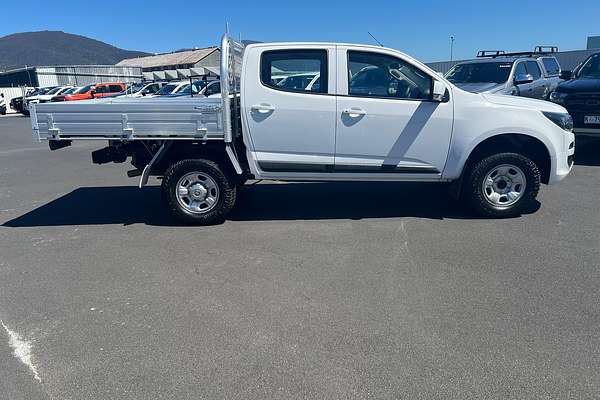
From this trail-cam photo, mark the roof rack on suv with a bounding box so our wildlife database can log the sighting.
[477,50,506,58]
[476,46,559,58]
[534,46,559,53]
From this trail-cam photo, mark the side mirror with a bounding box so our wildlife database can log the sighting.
[559,70,573,80]
[89,90,96,98]
[432,80,447,102]
[514,74,534,85]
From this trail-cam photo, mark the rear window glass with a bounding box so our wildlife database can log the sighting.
[542,58,560,76]
[109,85,123,92]
[260,49,328,94]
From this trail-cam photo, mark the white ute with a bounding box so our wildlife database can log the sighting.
[30,34,575,224]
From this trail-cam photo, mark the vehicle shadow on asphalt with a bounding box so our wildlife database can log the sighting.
[574,137,600,166]
[2,182,539,227]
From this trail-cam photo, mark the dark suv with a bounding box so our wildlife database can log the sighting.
[549,53,600,136]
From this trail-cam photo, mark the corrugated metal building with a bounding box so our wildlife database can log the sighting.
[426,48,600,75]
[587,36,600,50]
[116,47,221,81]
[0,65,142,88]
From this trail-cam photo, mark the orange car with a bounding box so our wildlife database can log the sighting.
[63,82,127,101]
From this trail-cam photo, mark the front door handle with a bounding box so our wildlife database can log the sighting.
[342,107,367,117]
[251,103,275,113]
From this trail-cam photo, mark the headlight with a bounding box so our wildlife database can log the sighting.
[543,111,573,132]
[549,91,568,105]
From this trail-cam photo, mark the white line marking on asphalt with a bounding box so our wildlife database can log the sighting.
[0,320,42,382]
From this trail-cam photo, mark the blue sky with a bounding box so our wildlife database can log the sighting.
[2,0,599,62]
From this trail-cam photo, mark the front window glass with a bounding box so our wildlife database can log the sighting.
[204,82,221,95]
[261,49,328,93]
[446,62,513,84]
[578,54,600,78]
[526,61,542,80]
[348,51,432,100]
[145,84,159,93]
[176,84,200,95]
[514,62,527,77]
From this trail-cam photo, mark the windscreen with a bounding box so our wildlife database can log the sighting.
[74,84,94,94]
[127,83,145,93]
[446,62,513,84]
[578,54,600,78]
[156,83,178,95]
[46,87,63,95]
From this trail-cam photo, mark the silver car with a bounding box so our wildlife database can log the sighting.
[445,48,562,100]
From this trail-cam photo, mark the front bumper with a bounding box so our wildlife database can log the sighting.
[548,131,575,185]
[573,127,600,135]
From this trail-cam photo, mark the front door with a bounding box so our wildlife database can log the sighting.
[513,61,535,98]
[334,47,453,176]
[526,60,546,99]
[243,46,336,173]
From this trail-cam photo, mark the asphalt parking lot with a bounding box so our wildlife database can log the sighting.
[1,113,599,399]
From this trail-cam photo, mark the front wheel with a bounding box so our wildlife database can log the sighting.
[464,153,541,218]
[162,159,237,225]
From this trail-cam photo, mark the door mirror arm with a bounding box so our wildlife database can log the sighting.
[514,74,534,85]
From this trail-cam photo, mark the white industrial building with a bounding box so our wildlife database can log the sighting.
[116,47,221,81]
[0,65,142,88]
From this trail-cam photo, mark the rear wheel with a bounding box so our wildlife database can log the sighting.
[162,159,236,225]
[465,153,540,218]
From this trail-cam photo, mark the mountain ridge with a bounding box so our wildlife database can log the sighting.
[0,31,151,70]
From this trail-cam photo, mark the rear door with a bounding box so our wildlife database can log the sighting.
[334,47,453,176]
[243,45,336,173]
[94,84,110,98]
[108,84,124,94]
[540,57,562,95]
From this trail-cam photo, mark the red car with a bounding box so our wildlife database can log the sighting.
[63,82,127,101]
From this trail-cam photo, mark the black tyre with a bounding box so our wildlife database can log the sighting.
[464,153,540,218]
[162,159,237,225]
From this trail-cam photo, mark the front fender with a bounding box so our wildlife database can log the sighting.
[442,127,558,182]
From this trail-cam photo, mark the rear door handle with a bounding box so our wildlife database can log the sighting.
[342,107,367,117]
[251,103,275,113]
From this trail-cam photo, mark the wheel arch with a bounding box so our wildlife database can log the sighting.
[461,133,552,184]
[155,141,236,177]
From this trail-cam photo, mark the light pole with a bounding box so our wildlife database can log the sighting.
[450,36,455,62]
